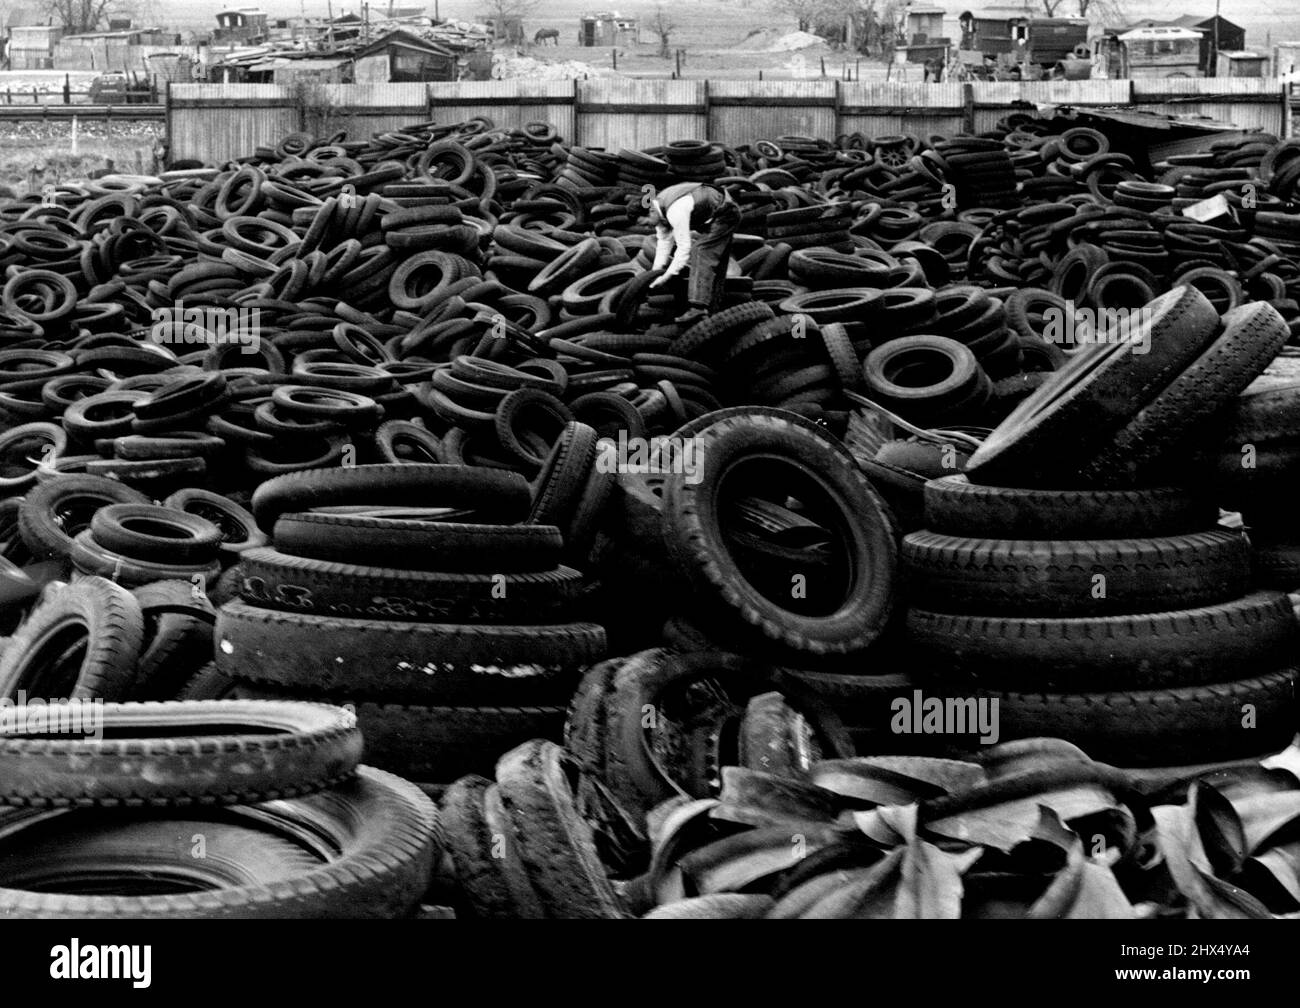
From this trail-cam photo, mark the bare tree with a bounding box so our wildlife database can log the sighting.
[1075,0,1126,22]
[39,0,126,33]
[1039,0,1066,15]
[481,0,541,17]
[768,0,823,33]
[647,5,675,58]
[479,0,541,45]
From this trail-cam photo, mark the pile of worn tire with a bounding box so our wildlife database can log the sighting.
[0,698,440,918]
[215,460,607,786]
[0,110,1299,918]
[904,286,1300,769]
[436,676,1300,919]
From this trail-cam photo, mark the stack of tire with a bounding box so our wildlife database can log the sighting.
[763,201,854,252]
[616,148,671,190]
[932,137,1018,210]
[1214,351,1300,589]
[212,462,607,787]
[904,285,1300,767]
[662,140,728,184]
[554,145,619,190]
[0,699,438,919]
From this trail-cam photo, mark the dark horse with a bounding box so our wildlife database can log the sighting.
[534,28,559,45]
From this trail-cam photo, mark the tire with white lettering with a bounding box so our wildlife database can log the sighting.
[0,700,362,806]
[235,547,583,622]
[215,601,604,703]
[0,766,438,918]
[971,668,1298,767]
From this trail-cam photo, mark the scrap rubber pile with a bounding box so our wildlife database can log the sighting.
[0,117,1298,918]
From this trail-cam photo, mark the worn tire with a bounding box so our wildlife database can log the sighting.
[0,700,362,807]
[908,591,1299,691]
[494,739,625,919]
[271,512,562,573]
[250,463,530,531]
[972,668,1298,767]
[0,576,143,701]
[965,285,1220,487]
[0,766,437,918]
[1079,301,1290,485]
[215,601,604,703]
[662,413,897,658]
[235,547,583,623]
[901,529,1250,616]
[922,475,1217,539]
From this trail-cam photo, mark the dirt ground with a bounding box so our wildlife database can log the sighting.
[498,37,905,82]
[483,0,904,82]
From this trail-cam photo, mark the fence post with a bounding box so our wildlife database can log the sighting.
[702,78,710,139]
[573,77,581,148]
[962,82,975,134]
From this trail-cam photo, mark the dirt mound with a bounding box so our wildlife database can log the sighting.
[730,28,828,52]
[492,54,621,80]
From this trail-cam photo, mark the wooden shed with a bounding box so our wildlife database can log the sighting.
[959,13,1088,69]
[7,24,63,69]
[1275,41,1300,77]
[1217,50,1267,77]
[352,29,457,83]
[214,9,269,45]
[905,4,946,45]
[1124,16,1246,75]
[1174,14,1245,73]
[579,12,637,48]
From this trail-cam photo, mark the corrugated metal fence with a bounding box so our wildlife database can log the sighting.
[166,77,1288,164]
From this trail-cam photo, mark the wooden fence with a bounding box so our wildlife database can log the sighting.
[165,77,1290,165]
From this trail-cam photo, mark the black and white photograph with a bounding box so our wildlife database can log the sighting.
[0,0,1295,972]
